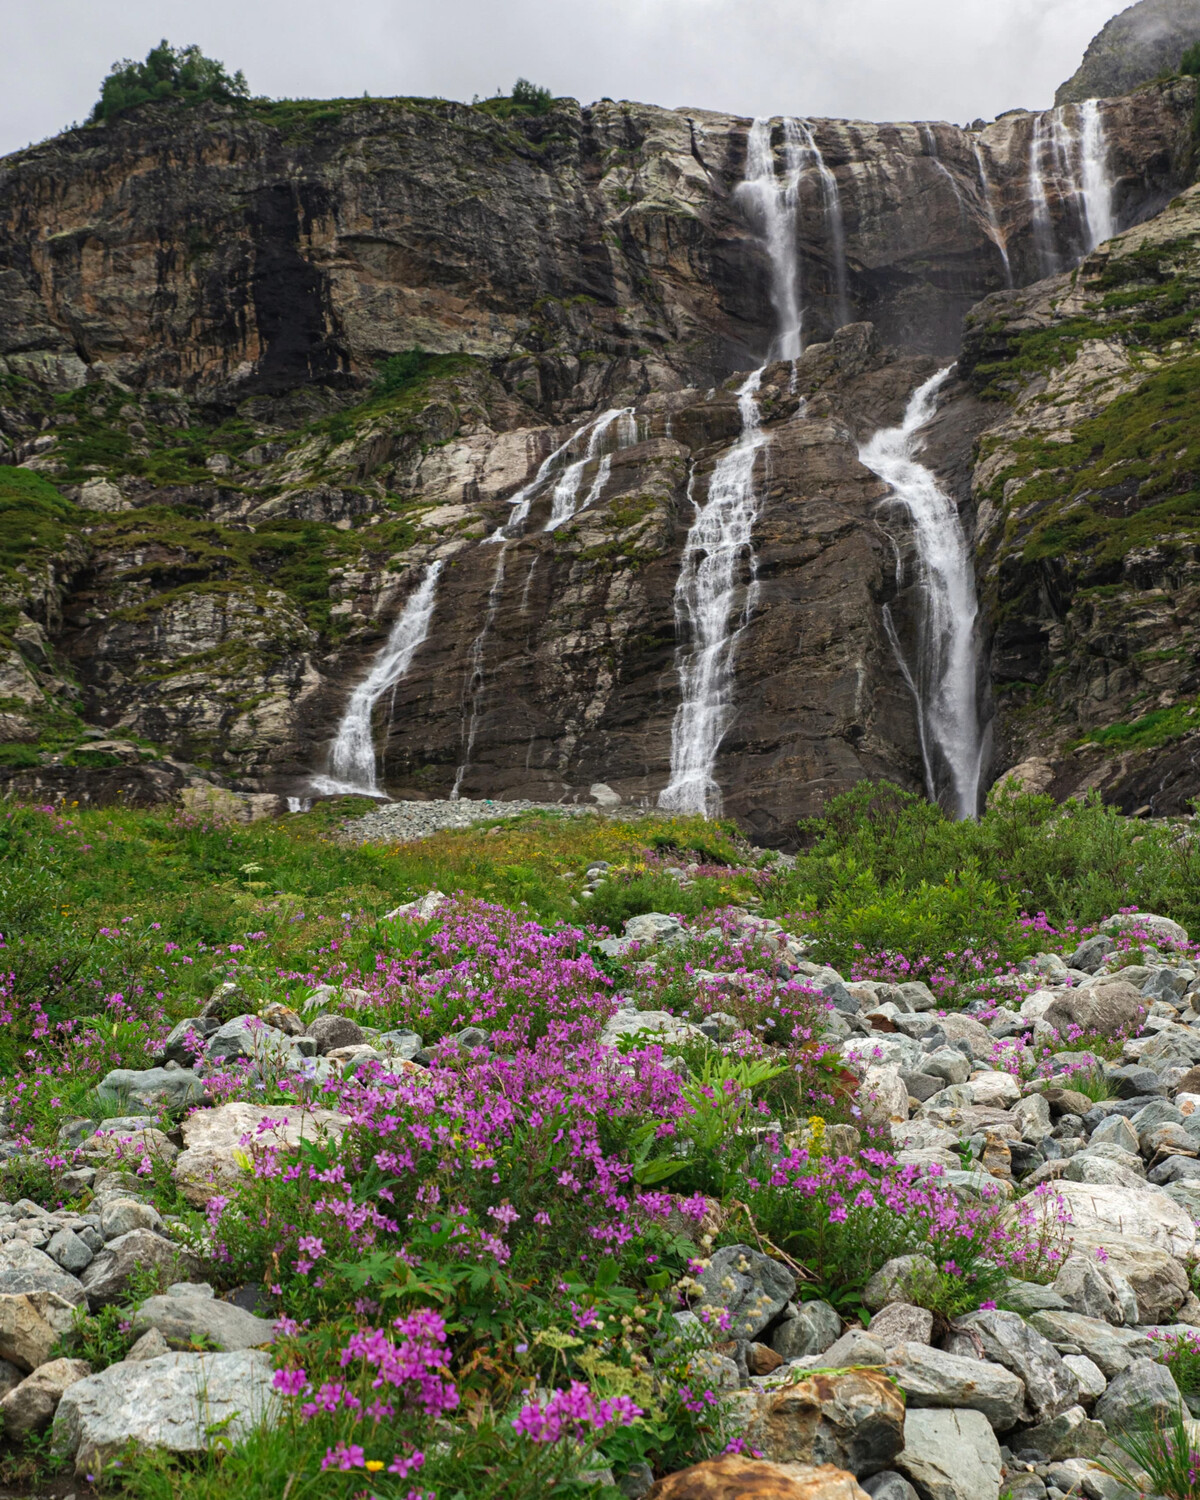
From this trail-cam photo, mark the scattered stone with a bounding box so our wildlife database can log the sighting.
[887,1342,1024,1430]
[862,1255,938,1312]
[130,1292,276,1352]
[96,1067,204,1111]
[821,1329,888,1368]
[693,1245,796,1341]
[860,1473,920,1500]
[172,1103,349,1207]
[80,1229,200,1308]
[949,1310,1080,1421]
[1094,1356,1185,1430]
[894,1408,1003,1500]
[1,1357,91,1439]
[99,1199,163,1242]
[305,1014,365,1053]
[126,1327,171,1362]
[772,1301,843,1360]
[1018,1404,1106,1461]
[1027,1311,1156,1377]
[867,1303,933,1350]
[1062,1354,1107,1402]
[45,1228,93,1275]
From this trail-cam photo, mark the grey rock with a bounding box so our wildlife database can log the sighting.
[1061,1354,1107,1402]
[130,1293,276,1352]
[951,1309,1080,1421]
[0,1359,22,1400]
[1108,1066,1165,1099]
[99,1199,163,1242]
[375,1029,424,1060]
[898,982,938,1012]
[1000,1279,1068,1315]
[868,1302,934,1349]
[80,1229,199,1308]
[45,1228,93,1275]
[1149,1154,1200,1185]
[126,1327,171,1362]
[51,1349,280,1476]
[167,1282,214,1300]
[771,1299,842,1360]
[1094,1356,1185,1431]
[862,1473,920,1500]
[1053,1256,1139,1325]
[901,1073,947,1103]
[1144,969,1189,1003]
[886,1341,1024,1430]
[1091,1115,1140,1153]
[96,1067,204,1110]
[304,1014,364,1054]
[205,1017,316,1068]
[863,1254,938,1311]
[895,1408,1003,1500]
[622,912,684,947]
[155,1017,220,1066]
[1019,1404,1106,1461]
[1067,936,1115,974]
[821,1329,888,1367]
[0,1243,88,1308]
[694,1245,795,1341]
[1027,1310,1157,1376]
[922,1048,971,1086]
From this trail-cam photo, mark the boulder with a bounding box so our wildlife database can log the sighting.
[821,1330,888,1368]
[155,1017,220,1065]
[1094,1356,1185,1431]
[600,1008,707,1050]
[894,1409,1003,1500]
[0,1243,89,1307]
[52,1349,280,1476]
[0,1357,91,1439]
[1102,912,1188,947]
[623,913,685,947]
[205,1016,317,1068]
[0,1291,79,1371]
[934,1015,994,1060]
[95,1066,204,1110]
[1053,1256,1139,1326]
[1044,978,1145,1042]
[1018,1404,1106,1461]
[859,1068,909,1129]
[172,1103,349,1207]
[646,1457,873,1500]
[772,1301,843,1360]
[130,1291,276,1352]
[45,1228,93,1275]
[885,1342,1024,1430]
[304,1014,364,1054]
[949,1309,1079,1421]
[860,1475,919,1500]
[867,1303,933,1350]
[1027,1310,1156,1376]
[734,1369,905,1477]
[693,1246,796,1341]
[80,1229,199,1308]
[1062,1354,1107,1402]
[99,1198,163,1242]
[126,1327,171,1362]
[1048,1180,1196,1259]
[1066,936,1115,974]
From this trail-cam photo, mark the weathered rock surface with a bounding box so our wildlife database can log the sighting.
[894,1408,1003,1500]
[732,1370,906,1477]
[0,1357,91,1439]
[52,1349,280,1476]
[646,1457,873,1500]
[1057,0,1200,104]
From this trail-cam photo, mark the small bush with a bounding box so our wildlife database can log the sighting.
[372,347,431,398]
[511,78,554,115]
[1181,41,1200,76]
[91,40,249,124]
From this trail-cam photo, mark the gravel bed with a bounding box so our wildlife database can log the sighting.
[342,797,643,845]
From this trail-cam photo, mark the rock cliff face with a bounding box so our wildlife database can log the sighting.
[1057,0,1200,106]
[1,78,1198,838]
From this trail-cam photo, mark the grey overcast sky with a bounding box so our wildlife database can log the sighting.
[1,0,1133,159]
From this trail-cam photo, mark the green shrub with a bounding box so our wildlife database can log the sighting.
[511,78,554,115]
[372,347,430,396]
[91,40,249,124]
[1182,41,1200,76]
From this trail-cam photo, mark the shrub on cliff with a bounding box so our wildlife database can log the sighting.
[511,77,554,114]
[90,40,249,124]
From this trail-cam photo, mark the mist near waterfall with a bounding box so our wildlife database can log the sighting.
[1,0,1133,159]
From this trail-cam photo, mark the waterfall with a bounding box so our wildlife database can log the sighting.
[545,408,637,531]
[451,548,507,799]
[859,369,984,820]
[972,141,1013,287]
[737,119,805,360]
[659,371,767,816]
[791,120,851,330]
[1079,100,1115,251]
[311,560,443,798]
[922,125,969,223]
[1028,102,1115,275]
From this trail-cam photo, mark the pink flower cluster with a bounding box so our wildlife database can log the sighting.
[511,1380,641,1444]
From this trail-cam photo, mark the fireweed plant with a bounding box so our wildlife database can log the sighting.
[0,788,1188,1495]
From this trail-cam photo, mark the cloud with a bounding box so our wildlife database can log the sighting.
[1,0,1131,158]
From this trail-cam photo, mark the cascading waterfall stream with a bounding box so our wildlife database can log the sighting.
[452,548,508,799]
[659,370,767,816]
[311,560,443,798]
[858,369,985,819]
[789,119,851,330]
[545,408,638,531]
[738,118,805,360]
[1028,101,1114,275]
